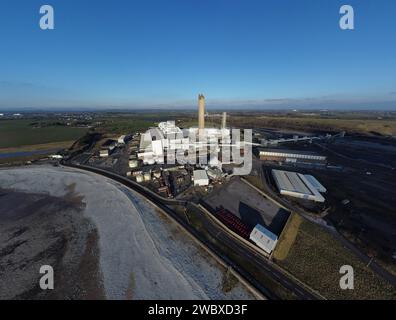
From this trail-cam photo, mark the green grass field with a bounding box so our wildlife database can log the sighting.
[0,119,88,149]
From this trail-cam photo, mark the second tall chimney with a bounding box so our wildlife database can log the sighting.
[221,112,227,129]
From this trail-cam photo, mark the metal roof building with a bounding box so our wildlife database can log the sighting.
[304,174,327,193]
[249,224,278,254]
[259,148,327,163]
[272,169,326,202]
[193,170,209,186]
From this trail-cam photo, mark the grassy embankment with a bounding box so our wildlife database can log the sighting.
[273,213,396,299]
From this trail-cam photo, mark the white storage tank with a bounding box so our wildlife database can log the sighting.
[136,174,144,183]
[143,172,151,181]
[129,160,138,168]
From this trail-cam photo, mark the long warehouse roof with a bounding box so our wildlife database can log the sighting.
[272,169,325,202]
[259,148,326,159]
[258,148,321,155]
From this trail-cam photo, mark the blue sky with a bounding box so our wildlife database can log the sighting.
[0,0,395,110]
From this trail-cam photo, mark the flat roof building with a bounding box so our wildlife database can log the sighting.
[249,224,278,254]
[272,169,326,202]
[259,148,326,164]
[304,174,327,193]
[99,149,109,157]
[193,170,209,186]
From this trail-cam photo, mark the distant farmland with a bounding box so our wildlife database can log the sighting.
[95,117,155,134]
[227,115,396,137]
[0,119,88,149]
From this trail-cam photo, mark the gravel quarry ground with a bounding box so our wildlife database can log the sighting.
[0,165,257,300]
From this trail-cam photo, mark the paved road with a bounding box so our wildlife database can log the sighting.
[63,161,320,300]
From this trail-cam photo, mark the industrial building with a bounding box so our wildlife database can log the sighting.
[193,170,209,186]
[249,224,278,254]
[259,148,327,165]
[99,139,117,157]
[99,149,109,157]
[272,169,326,202]
[138,94,233,168]
[304,174,327,193]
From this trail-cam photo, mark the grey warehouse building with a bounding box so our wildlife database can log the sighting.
[259,148,327,165]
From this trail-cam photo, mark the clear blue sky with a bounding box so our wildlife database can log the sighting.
[0,0,395,110]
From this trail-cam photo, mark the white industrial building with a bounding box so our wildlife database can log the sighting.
[272,169,326,202]
[138,128,165,164]
[193,170,209,186]
[249,224,278,254]
[100,140,117,158]
[138,119,231,167]
[259,148,327,164]
[158,121,183,136]
[304,174,327,193]
[135,95,255,176]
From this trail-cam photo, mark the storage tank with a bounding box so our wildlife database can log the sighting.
[129,160,138,168]
[143,172,151,181]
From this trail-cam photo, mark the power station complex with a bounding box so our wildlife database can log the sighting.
[87,93,331,256]
[137,94,234,169]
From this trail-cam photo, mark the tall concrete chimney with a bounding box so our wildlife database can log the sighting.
[221,112,227,129]
[198,94,205,130]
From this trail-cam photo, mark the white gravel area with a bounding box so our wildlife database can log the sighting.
[0,165,257,300]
